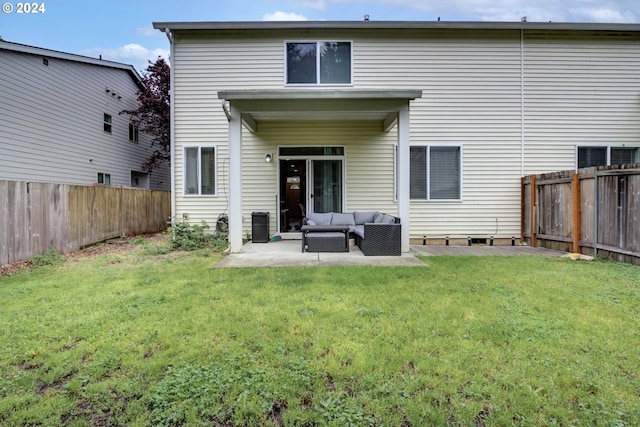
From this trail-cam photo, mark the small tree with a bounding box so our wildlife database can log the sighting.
[121,57,170,172]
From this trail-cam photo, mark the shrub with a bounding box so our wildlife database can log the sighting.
[169,219,227,251]
[30,246,66,267]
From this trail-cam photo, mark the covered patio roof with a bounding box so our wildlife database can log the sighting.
[218,89,422,131]
[220,89,422,253]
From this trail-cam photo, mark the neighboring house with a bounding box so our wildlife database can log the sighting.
[152,20,640,253]
[0,41,170,191]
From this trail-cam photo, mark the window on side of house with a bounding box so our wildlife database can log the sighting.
[578,146,639,168]
[97,172,111,185]
[103,113,112,133]
[184,146,216,196]
[286,41,351,85]
[128,123,139,143]
[410,146,461,201]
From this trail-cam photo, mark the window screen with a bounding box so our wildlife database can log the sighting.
[430,147,461,200]
[410,146,461,200]
[578,147,607,168]
[611,148,638,165]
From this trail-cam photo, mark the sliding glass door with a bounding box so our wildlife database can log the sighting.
[310,159,343,213]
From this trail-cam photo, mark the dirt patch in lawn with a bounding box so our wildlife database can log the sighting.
[0,233,167,277]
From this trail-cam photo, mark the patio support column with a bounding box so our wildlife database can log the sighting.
[397,102,411,253]
[228,103,243,252]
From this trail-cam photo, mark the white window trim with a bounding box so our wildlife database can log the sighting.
[409,144,463,202]
[284,40,353,87]
[575,144,640,169]
[183,145,217,197]
[103,113,112,134]
[129,123,139,143]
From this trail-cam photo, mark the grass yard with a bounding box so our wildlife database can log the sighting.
[1,238,639,426]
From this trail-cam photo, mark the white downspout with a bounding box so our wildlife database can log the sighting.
[520,27,525,177]
[165,28,176,225]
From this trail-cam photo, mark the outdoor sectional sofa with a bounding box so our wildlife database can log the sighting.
[301,211,401,256]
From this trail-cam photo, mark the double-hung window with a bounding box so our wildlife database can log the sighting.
[184,146,216,195]
[410,146,461,200]
[128,123,139,143]
[578,146,639,168]
[286,41,351,85]
[103,113,112,133]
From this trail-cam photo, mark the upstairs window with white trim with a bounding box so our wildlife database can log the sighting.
[578,146,639,168]
[103,113,112,133]
[184,146,216,195]
[410,146,461,200]
[286,42,352,85]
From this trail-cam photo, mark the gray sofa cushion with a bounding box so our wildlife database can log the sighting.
[354,211,378,225]
[381,214,396,224]
[307,212,333,225]
[373,213,396,224]
[331,213,356,226]
[353,225,365,238]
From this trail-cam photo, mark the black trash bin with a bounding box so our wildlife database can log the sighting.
[251,211,270,243]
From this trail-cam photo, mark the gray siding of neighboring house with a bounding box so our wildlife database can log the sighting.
[0,45,170,191]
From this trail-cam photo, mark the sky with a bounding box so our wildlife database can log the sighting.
[1,0,639,72]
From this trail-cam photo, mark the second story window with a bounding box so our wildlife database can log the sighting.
[286,41,351,85]
[129,123,139,143]
[103,113,112,133]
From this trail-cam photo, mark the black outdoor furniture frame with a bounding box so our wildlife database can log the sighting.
[301,225,350,253]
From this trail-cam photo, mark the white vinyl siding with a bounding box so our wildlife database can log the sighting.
[523,30,640,175]
[169,27,640,240]
[0,46,170,191]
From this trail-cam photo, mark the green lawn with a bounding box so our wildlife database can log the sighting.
[0,240,639,426]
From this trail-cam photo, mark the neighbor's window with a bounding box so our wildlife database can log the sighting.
[184,146,216,195]
[103,113,112,133]
[286,41,351,85]
[578,146,639,168]
[97,172,111,185]
[128,123,139,143]
[410,146,461,200]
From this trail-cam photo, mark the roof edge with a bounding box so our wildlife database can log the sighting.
[218,89,423,100]
[0,41,143,84]
[154,20,640,33]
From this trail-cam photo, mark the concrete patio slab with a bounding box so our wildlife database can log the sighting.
[213,240,564,268]
[411,244,564,257]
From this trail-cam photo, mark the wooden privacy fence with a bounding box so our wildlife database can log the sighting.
[522,164,640,265]
[1,180,170,265]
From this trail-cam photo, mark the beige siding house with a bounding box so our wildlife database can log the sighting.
[153,21,640,253]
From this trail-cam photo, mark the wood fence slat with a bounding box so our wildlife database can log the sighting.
[1,180,170,265]
[523,164,640,265]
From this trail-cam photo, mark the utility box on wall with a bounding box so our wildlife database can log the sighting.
[251,211,269,243]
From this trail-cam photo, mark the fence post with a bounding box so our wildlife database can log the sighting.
[572,173,581,254]
[530,174,537,247]
[520,176,525,244]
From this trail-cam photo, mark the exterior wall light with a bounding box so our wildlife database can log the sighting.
[265,153,272,163]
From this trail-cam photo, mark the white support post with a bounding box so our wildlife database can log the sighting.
[397,103,411,253]
[228,103,243,252]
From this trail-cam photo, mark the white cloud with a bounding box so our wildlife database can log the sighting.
[81,44,170,73]
[571,7,636,23]
[263,11,308,21]
[136,24,159,37]
[293,0,327,10]
[332,0,638,23]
